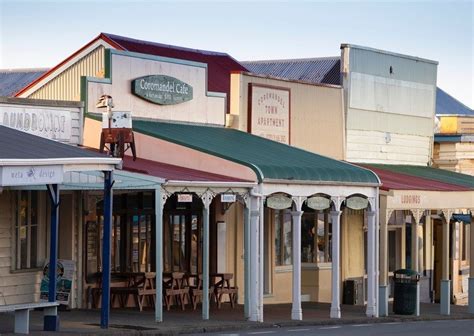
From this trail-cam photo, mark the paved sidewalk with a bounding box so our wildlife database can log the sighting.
[0,302,472,335]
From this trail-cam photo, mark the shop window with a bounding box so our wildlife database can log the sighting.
[388,230,397,272]
[275,209,292,266]
[301,212,332,263]
[86,192,155,281]
[164,214,201,273]
[15,191,40,270]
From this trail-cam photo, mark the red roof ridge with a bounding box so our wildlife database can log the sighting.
[101,32,236,58]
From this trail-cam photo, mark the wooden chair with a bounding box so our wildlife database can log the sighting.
[213,273,238,308]
[163,272,190,310]
[189,274,216,310]
[136,272,156,311]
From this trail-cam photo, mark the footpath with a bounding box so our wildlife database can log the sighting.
[1,302,472,335]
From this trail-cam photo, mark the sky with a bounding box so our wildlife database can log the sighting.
[0,0,473,108]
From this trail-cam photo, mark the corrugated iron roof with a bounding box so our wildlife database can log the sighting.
[128,118,379,184]
[0,125,109,160]
[359,164,474,191]
[436,87,474,116]
[242,57,341,85]
[243,58,473,118]
[122,155,252,183]
[0,68,48,97]
[102,33,247,96]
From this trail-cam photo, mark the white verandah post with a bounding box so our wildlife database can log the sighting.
[291,196,304,320]
[366,210,377,317]
[249,194,262,322]
[201,191,214,320]
[330,196,343,319]
[155,188,165,322]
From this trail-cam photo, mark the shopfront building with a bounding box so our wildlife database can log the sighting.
[12,33,383,323]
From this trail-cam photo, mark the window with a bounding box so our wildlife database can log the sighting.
[301,211,332,263]
[87,192,155,280]
[275,209,292,266]
[15,191,40,270]
[164,214,201,273]
[388,230,397,272]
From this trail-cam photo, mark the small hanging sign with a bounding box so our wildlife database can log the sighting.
[306,196,331,210]
[177,194,193,203]
[346,196,369,210]
[266,195,292,210]
[221,194,236,203]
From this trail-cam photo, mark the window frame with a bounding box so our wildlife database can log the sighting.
[13,190,42,271]
[274,209,292,267]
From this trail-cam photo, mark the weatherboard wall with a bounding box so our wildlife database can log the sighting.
[28,46,106,101]
[342,45,438,165]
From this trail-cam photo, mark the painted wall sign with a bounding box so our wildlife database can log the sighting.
[249,84,290,144]
[346,196,369,210]
[0,107,72,141]
[266,194,293,210]
[132,75,193,105]
[306,196,331,210]
[0,165,63,186]
[221,194,236,203]
[177,194,193,203]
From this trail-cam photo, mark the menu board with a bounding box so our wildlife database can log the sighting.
[86,221,98,277]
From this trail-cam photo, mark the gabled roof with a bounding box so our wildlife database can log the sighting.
[126,118,379,185]
[436,87,474,116]
[242,57,341,85]
[101,33,247,95]
[15,33,247,102]
[0,68,48,97]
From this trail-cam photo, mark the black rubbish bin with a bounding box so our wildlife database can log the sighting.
[392,269,420,315]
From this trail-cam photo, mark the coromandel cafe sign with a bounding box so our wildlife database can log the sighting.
[132,75,193,105]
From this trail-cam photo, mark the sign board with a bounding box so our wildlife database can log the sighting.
[249,84,290,144]
[101,111,132,129]
[346,196,369,210]
[266,194,292,210]
[40,259,75,306]
[221,194,236,203]
[0,165,63,186]
[132,75,193,105]
[177,194,193,203]
[0,107,72,141]
[307,196,331,210]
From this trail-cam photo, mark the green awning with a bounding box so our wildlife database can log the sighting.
[131,119,379,185]
[367,164,474,189]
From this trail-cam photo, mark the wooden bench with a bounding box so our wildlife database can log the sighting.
[88,272,156,311]
[0,301,59,334]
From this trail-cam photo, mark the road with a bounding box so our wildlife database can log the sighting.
[193,319,474,336]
